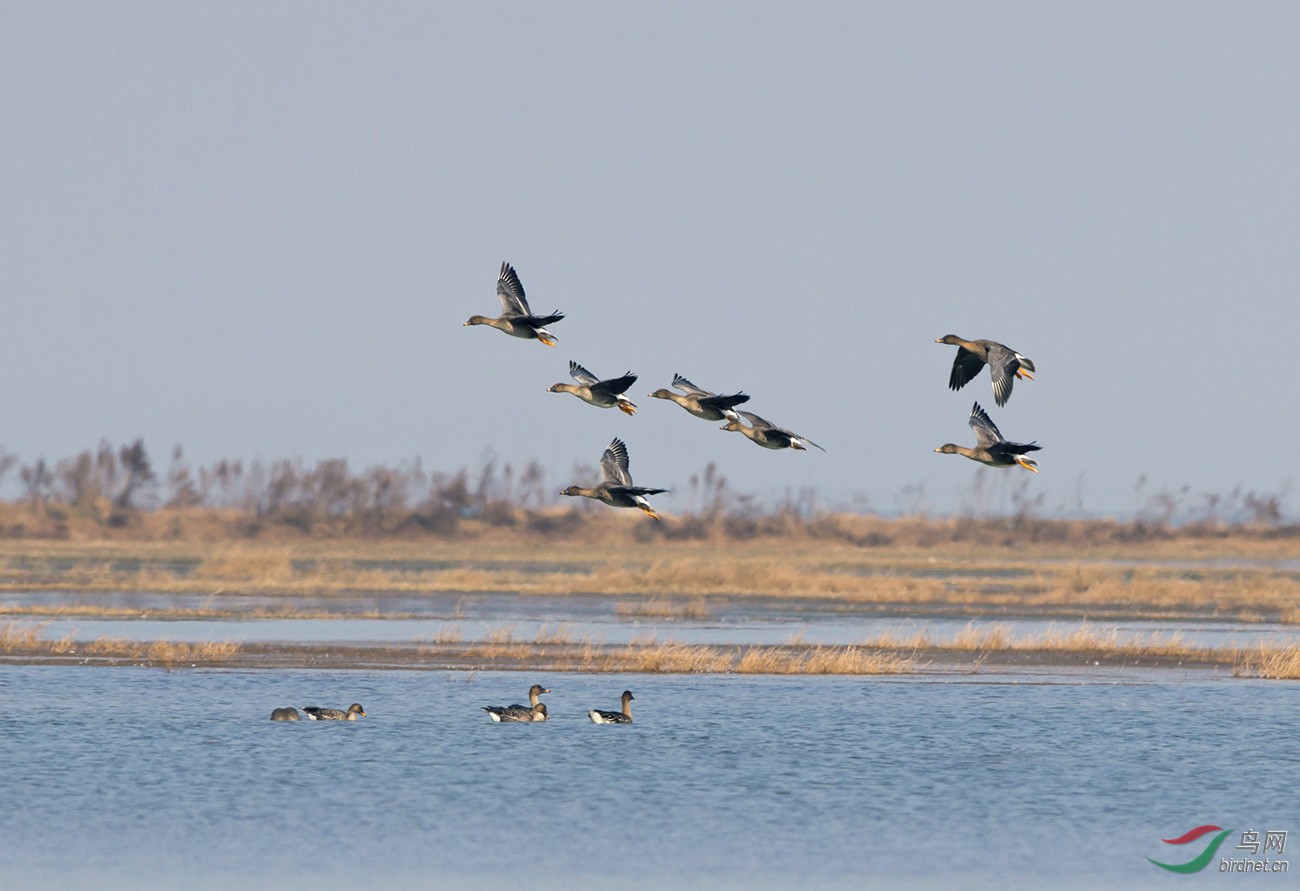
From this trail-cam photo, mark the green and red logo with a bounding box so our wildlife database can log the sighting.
[1148,825,1235,873]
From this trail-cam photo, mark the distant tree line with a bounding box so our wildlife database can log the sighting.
[1,440,561,534]
[0,439,1292,540]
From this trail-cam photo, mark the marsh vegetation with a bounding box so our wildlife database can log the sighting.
[0,441,1294,548]
[0,444,1296,677]
[4,619,1296,678]
[1,538,1296,627]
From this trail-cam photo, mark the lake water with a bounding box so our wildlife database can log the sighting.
[1,665,1295,890]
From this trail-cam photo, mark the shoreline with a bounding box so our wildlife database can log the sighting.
[1,599,1291,625]
[0,635,1267,676]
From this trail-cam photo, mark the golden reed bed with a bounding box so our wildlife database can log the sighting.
[1,536,1297,625]
[4,621,1297,678]
[1,528,1297,677]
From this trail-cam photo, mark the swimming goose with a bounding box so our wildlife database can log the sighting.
[721,411,825,452]
[302,703,367,721]
[269,707,301,722]
[589,690,634,724]
[562,438,667,520]
[647,373,750,422]
[482,684,551,722]
[464,262,564,347]
[935,335,1035,407]
[483,702,549,723]
[935,402,1041,472]
[549,361,638,415]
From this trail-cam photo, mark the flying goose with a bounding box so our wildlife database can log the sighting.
[936,335,1035,407]
[549,361,638,415]
[464,262,564,347]
[721,411,825,452]
[647,373,749,422]
[935,402,1041,472]
[562,438,667,520]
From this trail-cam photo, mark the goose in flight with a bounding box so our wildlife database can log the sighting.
[549,361,638,415]
[935,335,1034,407]
[647,373,749,423]
[935,402,1041,472]
[464,262,565,347]
[562,438,667,520]
[721,411,825,452]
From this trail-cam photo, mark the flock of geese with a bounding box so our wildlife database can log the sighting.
[269,685,633,725]
[467,261,1043,522]
[933,335,1041,473]
[467,261,840,519]
[483,685,634,724]
[267,263,1041,727]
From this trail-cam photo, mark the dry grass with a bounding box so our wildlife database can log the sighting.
[2,617,1296,677]
[0,603,420,621]
[0,621,239,666]
[1234,645,1300,679]
[736,645,913,674]
[0,622,52,650]
[856,622,1208,661]
[1,537,1297,677]
[138,640,240,663]
[3,486,1298,554]
[533,624,577,645]
[949,624,1013,651]
[482,625,517,645]
[463,625,533,661]
[1,540,1297,627]
[1034,565,1300,618]
[189,545,299,586]
[1017,624,1200,658]
[431,624,464,644]
[579,641,735,673]
[569,640,913,674]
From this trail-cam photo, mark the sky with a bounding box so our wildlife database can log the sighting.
[3,3,1298,518]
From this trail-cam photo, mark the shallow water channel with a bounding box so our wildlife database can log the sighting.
[15,588,1300,651]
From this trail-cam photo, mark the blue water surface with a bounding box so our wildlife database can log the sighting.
[0,666,1295,890]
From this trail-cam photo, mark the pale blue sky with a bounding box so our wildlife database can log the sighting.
[3,3,1298,517]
